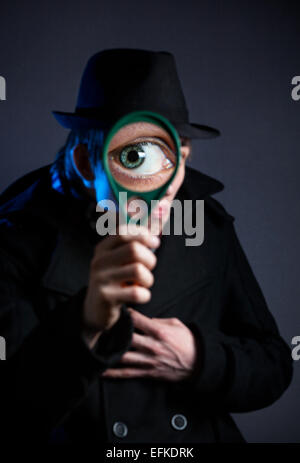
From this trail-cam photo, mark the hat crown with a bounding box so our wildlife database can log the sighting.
[75,48,189,122]
[52,48,220,139]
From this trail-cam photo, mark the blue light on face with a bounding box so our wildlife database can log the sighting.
[94,160,118,210]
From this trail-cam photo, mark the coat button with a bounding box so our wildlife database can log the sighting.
[113,421,128,438]
[171,414,187,430]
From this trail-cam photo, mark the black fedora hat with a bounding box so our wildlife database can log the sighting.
[52,48,220,139]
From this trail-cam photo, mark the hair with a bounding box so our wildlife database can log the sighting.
[50,128,192,197]
[50,128,106,198]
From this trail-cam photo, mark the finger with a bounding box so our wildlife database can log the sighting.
[129,309,182,326]
[130,332,162,354]
[95,225,160,252]
[100,263,154,288]
[101,284,151,305]
[97,241,157,270]
[119,351,156,366]
[101,367,155,379]
[152,316,182,326]
[127,308,161,337]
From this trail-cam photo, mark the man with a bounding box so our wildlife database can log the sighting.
[0,49,293,444]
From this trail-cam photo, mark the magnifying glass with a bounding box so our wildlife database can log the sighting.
[101,110,181,225]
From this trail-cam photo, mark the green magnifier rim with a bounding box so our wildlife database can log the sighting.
[102,110,181,222]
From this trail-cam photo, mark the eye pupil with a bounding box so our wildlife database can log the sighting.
[127,150,139,163]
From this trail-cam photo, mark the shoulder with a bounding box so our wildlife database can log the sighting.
[205,196,235,224]
[0,164,53,219]
[0,165,60,274]
[0,164,93,275]
[0,163,78,231]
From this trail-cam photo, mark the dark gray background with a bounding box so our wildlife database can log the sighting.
[0,0,299,443]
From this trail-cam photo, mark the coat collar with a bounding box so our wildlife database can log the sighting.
[179,166,224,200]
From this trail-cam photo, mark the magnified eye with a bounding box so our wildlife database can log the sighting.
[108,137,176,192]
[117,141,173,175]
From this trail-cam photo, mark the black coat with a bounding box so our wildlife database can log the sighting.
[0,164,293,444]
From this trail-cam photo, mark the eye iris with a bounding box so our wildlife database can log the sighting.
[120,145,145,169]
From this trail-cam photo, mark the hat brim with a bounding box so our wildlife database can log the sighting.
[52,111,220,139]
[172,122,220,139]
